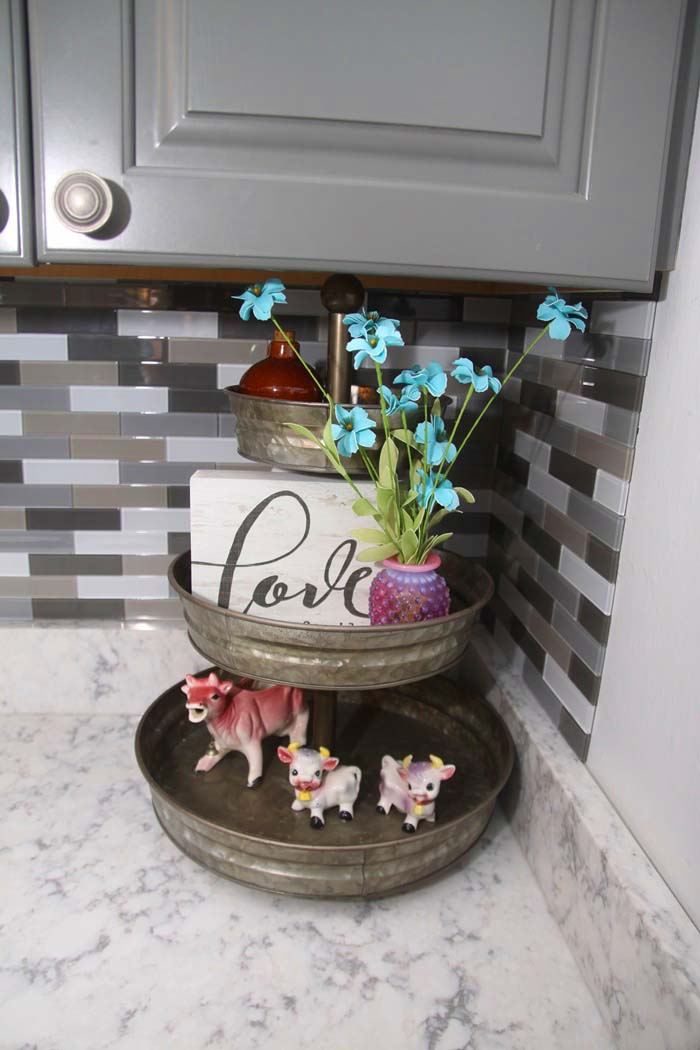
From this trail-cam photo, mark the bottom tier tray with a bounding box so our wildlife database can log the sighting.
[135,674,514,900]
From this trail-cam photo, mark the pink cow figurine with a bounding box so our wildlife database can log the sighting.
[277,742,362,830]
[377,753,456,833]
[182,672,309,788]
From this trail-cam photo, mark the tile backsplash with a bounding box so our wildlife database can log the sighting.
[0,277,655,760]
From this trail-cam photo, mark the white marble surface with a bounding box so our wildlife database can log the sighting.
[468,631,700,1050]
[1,713,609,1050]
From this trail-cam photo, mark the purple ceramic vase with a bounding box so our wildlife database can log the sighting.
[369,554,451,626]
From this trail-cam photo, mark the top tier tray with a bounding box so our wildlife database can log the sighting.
[169,551,493,691]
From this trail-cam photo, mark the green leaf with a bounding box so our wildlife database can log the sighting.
[402,489,417,509]
[350,527,390,544]
[431,398,442,418]
[392,428,418,448]
[352,497,375,518]
[322,415,339,462]
[399,530,419,562]
[356,542,399,563]
[378,438,399,487]
[428,532,453,549]
[285,422,325,448]
[454,486,476,504]
[376,486,395,517]
[429,506,459,528]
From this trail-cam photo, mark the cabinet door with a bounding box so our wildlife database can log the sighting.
[29,0,687,289]
[0,0,33,265]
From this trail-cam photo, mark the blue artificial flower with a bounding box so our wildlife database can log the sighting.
[233,278,287,321]
[343,310,400,339]
[347,321,404,368]
[330,405,377,458]
[414,416,457,467]
[451,357,502,394]
[536,287,588,340]
[414,470,459,512]
[378,385,419,416]
[394,361,447,400]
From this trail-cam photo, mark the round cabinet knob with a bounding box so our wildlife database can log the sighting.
[53,171,114,234]
[320,273,365,314]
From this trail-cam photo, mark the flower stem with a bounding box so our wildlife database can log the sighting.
[271,316,332,406]
[444,322,552,481]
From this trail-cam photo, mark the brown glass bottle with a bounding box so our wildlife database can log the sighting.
[239,330,320,401]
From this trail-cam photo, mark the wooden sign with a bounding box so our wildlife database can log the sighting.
[190,470,376,626]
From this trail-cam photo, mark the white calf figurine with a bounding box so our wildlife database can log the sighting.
[377,753,456,833]
[277,742,361,830]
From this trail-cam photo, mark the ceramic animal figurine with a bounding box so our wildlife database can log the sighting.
[277,742,361,830]
[182,672,309,788]
[377,753,456,833]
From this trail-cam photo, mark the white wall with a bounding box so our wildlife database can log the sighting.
[587,106,700,928]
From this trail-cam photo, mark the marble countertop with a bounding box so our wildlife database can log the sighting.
[1,713,610,1050]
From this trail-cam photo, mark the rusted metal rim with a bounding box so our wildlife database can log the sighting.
[168,550,494,637]
[134,676,514,853]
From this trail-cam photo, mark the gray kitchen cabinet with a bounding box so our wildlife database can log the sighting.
[0,0,33,265]
[27,0,696,290]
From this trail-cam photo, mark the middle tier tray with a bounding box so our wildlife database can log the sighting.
[169,551,494,690]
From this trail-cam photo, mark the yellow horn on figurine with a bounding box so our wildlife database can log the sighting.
[402,754,413,770]
[430,754,444,769]
[289,741,301,753]
[318,746,330,758]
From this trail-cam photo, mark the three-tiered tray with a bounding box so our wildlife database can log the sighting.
[135,275,513,899]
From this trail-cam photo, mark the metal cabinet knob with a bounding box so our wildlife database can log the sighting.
[53,171,114,234]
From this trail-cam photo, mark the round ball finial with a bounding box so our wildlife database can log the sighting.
[320,273,365,314]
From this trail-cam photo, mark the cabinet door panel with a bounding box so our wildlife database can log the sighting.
[29,0,687,288]
[0,0,33,265]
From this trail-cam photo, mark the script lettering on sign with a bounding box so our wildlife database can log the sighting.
[190,471,375,626]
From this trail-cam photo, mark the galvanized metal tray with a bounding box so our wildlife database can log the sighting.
[135,674,514,899]
[169,551,494,691]
[226,387,441,475]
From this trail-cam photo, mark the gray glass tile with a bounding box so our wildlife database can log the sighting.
[603,406,640,446]
[0,308,18,333]
[581,365,644,412]
[73,485,167,508]
[516,566,554,622]
[26,508,120,530]
[0,576,76,597]
[124,598,183,620]
[218,413,236,437]
[567,490,625,550]
[20,360,118,386]
[70,436,166,461]
[32,598,125,619]
[0,283,63,307]
[414,320,508,348]
[0,597,32,619]
[522,518,561,568]
[563,333,651,376]
[0,462,22,483]
[29,554,122,576]
[568,652,601,704]
[17,308,117,334]
[542,504,587,558]
[577,595,612,646]
[0,437,69,459]
[169,338,258,364]
[68,335,167,362]
[552,603,606,675]
[0,387,70,410]
[0,530,74,553]
[535,558,580,616]
[122,554,173,575]
[220,313,319,340]
[0,485,72,507]
[558,708,590,760]
[118,362,217,388]
[121,461,214,485]
[169,389,228,413]
[22,411,120,436]
[571,428,634,480]
[549,449,597,498]
[506,612,546,674]
[167,532,190,554]
[367,292,462,322]
[167,487,190,508]
[519,381,557,416]
[120,411,217,437]
[0,508,25,529]
[522,661,564,727]
[586,535,620,583]
[0,362,19,384]
[64,284,172,310]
